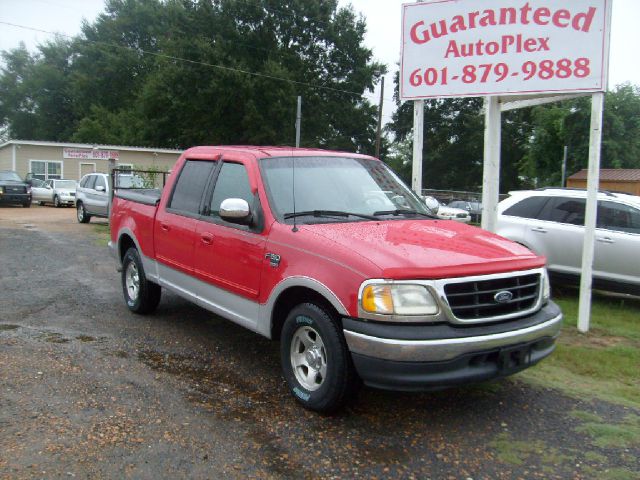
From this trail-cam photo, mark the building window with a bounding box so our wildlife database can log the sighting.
[118,163,133,173]
[30,160,62,181]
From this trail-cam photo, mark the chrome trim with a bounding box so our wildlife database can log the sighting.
[357,268,547,325]
[344,313,562,362]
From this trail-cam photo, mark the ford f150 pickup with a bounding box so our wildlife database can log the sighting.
[109,146,562,412]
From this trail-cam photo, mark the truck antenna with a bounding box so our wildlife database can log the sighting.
[291,155,298,232]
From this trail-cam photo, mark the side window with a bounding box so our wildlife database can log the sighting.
[598,201,640,234]
[538,197,586,225]
[85,175,97,190]
[503,196,549,219]
[169,160,216,214]
[94,176,106,190]
[79,176,88,188]
[45,180,53,188]
[209,162,253,217]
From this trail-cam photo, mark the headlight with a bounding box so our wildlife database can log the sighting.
[0,186,4,194]
[361,284,439,316]
[542,269,551,303]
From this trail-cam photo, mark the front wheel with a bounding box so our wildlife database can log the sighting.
[121,247,161,314]
[54,195,60,208]
[76,202,90,223]
[281,303,359,413]
[23,202,31,208]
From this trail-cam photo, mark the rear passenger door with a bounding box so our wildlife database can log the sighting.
[154,160,217,280]
[594,201,640,284]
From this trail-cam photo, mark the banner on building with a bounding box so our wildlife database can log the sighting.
[63,148,120,160]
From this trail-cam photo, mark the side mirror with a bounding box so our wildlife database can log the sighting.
[423,196,440,215]
[219,198,252,225]
[96,185,106,192]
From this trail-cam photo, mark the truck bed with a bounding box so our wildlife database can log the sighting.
[114,188,162,206]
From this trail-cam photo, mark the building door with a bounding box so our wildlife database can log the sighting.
[80,163,96,178]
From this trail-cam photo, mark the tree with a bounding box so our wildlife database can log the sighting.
[522,84,640,186]
[0,0,386,154]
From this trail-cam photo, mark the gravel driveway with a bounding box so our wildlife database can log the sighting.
[1,206,638,479]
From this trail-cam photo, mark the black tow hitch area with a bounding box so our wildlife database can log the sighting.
[498,344,533,374]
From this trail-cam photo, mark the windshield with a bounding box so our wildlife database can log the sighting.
[55,180,77,189]
[0,171,23,182]
[260,156,429,222]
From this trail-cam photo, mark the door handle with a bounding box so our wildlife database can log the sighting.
[531,227,547,233]
[597,237,614,244]
[160,223,170,232]
[201,233,213,245]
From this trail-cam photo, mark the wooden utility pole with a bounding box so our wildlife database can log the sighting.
[375,77,385,158]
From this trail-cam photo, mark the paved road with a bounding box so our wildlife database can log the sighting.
[1,206,638,479]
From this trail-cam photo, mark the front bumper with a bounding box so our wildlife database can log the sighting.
[344,302,562,391]
[58,195,76,205]
[0,193,31,205]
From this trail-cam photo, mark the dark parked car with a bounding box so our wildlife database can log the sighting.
[0,170,32,207]
[448,200,482,223]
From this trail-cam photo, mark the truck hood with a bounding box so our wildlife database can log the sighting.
[302,220,545,279]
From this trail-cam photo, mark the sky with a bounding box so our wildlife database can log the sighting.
[1,0,639,125]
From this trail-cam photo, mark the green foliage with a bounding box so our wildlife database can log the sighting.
[0,0,385,153]
[388,78,640,192]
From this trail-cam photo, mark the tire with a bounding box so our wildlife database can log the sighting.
[54,195,60,208]
[76,202,91,223]
[121,247,161,314]
[280,303,359,413]
[23,202,31,208]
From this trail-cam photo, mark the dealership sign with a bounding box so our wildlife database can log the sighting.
[401,0,610,99]
[63,148,120,160]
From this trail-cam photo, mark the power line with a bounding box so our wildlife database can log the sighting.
[0,20,394,101]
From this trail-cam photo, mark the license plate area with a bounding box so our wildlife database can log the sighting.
[498,344,532,374]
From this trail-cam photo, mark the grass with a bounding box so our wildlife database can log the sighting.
[570,411,640,449]
[517,287,640,409]
[488,433,572,467]
[92,223,111,246]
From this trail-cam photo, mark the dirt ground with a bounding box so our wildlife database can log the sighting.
[0,205,638,479]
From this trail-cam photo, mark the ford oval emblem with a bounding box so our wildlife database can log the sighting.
[494,291,513,304]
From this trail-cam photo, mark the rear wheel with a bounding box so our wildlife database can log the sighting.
[77,202,90,223]
[281,303,359,413]
[121,247,161,314]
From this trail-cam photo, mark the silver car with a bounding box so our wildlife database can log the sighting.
[496,188,640,295]
[31,179,77,207]
[75,173,110,223]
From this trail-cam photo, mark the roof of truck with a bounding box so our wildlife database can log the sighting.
[182,145,377,160]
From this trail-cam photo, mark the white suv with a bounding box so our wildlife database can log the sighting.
[76,173,110,223]
[496,188,640,295]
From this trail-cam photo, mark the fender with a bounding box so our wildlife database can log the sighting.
[116,228,160,282]
[257,276,349,339]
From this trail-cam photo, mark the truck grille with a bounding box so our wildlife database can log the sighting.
[6,186,26,193]
[444,273,541,321]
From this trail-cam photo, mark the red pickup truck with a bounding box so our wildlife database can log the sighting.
[109,146,562,412]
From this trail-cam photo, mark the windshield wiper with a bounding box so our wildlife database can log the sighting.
[284,210,377,221]
[373,209,435,218]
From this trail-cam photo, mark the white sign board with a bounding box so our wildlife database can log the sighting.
[63,148,120,160]
[401,0,611,99]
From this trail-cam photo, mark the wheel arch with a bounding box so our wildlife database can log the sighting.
[267,279,348,341]
[116,228,143,263]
